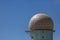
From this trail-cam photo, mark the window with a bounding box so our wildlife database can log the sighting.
[42,36,44,38]
[31,36,34,39]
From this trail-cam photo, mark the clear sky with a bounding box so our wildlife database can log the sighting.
[0,0,60,40]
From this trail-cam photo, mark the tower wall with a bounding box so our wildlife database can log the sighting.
[30,30,53,40]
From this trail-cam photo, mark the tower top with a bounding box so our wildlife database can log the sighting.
[29,13,53,30]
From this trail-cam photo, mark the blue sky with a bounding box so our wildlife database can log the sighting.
[0,0,60,40]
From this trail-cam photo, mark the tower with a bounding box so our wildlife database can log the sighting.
[29,13,54,40]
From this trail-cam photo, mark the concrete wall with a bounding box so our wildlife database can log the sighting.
[30,30,53,40]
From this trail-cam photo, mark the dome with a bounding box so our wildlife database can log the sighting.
[29,13,53,30]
